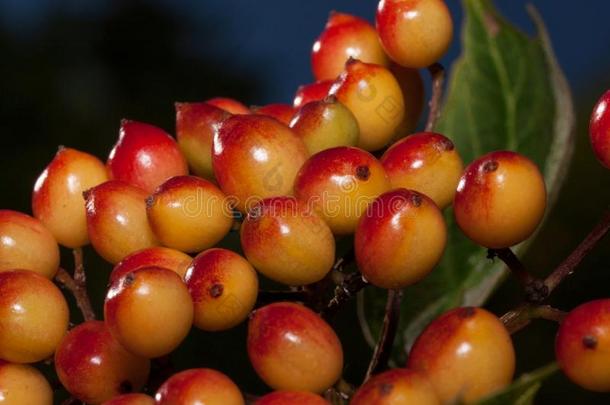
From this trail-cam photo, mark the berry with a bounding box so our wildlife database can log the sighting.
[55,321,150,404]
[85,181,159,264]
[312,12,388,81]
[213,114,309,213]
[381,132,463,209]
[146,176,233,253]
[248,302,343,393]
[107,120,188,194]
[350,368,440,405]
[589,90,610,168]
[155,368,244,405]
[453,151,546,248]
[294,146,390,235]
[109,246,192,285]
[240,197,335,286]
[253,391,330,405]
[104,267,194,358]
[0,210,60,278]
[0,270,68,363]
[330,59,404,151]
[407,307,515,403]
[293,80,333,109]
[355,189,446,289]
[102,393,155,405]
[185,248,258,331]
[32,147,109,248]
[390,63,425,139]
[254,104,297,126]
[207,97,250,115]
[290,96,359,155]
[376,0,453,68]
[0,362,53,405]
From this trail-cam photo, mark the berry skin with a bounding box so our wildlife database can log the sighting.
[107,120,188,194]
[407,307,515,404]
[253,391,330,405]
[185,248,258,331]
[293,80,334,109]
[589,90,610,168]
[0,362,53,405]
[102,393,155,405]
[355,189,446,289]
[381,132,463,209]
[453,151,546,249]
[207,97,250,115]
[312,12,388,81]
[85,181,159,264]
[555,299,610,392]
[213,114,309,213]
[290,96,359,155]
[240,197,335,286]
[155,368,244,405]
[55,321,150,405]
[294,146,390,235]
[104,267,194,358]
[254,104,297,126]
[109,246,193,285]
[146,176,233,253]
[330,59,405,151]
[175,102,230,180]
[390,63,425,139]
[350,368,440,405]
[376,0,453,68]
[0,210,60,278]
[247,302,343,393]
[32,147,109,248]
[0,270,68,363]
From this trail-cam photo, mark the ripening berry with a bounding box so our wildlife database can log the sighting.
[185,248,258,331]
[146,176,233,253]
[254,104,297,126]
[107,120,188,194]
[32,147,109,248]
[290,96,359,155]
[556,299,610,392]
[253,391,330,405]
[376,0,453,68]
[85,181,159,264]
[312,12,388,81]
[248,302,343,393]
[0,210,59,278]
[102,393,155,405]
[155,368,244,405]
[330,59,405,151]
[213,114,309,213]
[109,246,192,285]
[55,321,150,405]
[408,307,515,404]
[294,146,390,235]
[207,97,250,115]
[0,362,53,405]
[381,132,463,209]
[240,197,335,286]
[391,64,425,139]
[293,80,334,109]
[104,267,194,358]
[355,189,446,289]
[453,151,546,249]
[0,270,68,363]
[589,90,610,168]
[351,369,440,405]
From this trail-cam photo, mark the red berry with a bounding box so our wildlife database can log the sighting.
[253,391,330,405]
[155,368,244,405]
[589,90,610,168]
[351,368,439,405]
[293,80,333,109]
[254,104,297,126]
[207,97,250,115]
[109,246,192,285]
[102,393,155,405]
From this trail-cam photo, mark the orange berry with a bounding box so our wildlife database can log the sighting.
[102,393,155,405]
[0,362,53,405]
[109,246,192,285]
[155,368,244,405]
[253,391,330,405]
[351,368,440,405]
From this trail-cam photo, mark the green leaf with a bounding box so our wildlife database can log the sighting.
[358,0,575,362]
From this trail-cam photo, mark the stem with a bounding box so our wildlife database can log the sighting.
[322,272,369,318]
[502,304,566,334]
[55,248,95,321]
[425,63,445,131]
[488,248,548,303]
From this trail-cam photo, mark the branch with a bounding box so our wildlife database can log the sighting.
[425,63,445,131]
[322,272,369,318]
[488,248,548,303]
[55,248,95,321]
[502,304,567,334]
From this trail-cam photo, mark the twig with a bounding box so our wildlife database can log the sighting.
[488,248,548,303]
[502,304,567,334]
[322,272,369,318]
[55,247,95,321]
[425,63,445,131]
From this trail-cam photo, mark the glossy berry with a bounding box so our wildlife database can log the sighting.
[453,151,546,249]
[146,176,233,253]
[207,97,250,115]
[293,80,334,109]
[155,368,244,405]
[107,120,188,194]
[351,368,440,405]
[85,181,159,264]
[294,146,390,235]
[390,64,425,139]
[0,270,68,363]
[376,0,453,68]
[213,114,309,213]
[290,96,359,155]
[109,246,192,285]
[248,302,343,393]
[312,12,388,81]
[55,321,150,405]
[330,59,404,151]
[355,189,446,289]
[241,197,335,286]
[175,102,230,180]
[254,104,297,126]
[408,307,515,403]
[102,393,155,405]
[0,362,53,405]
[556,299,610,392]
[185,248,258,331]
[32,147,109,247]
[105,267,194,358]
[0,210,60,278]
[253,391,330,405]
[589,90,610,168]
[381,132,463,209]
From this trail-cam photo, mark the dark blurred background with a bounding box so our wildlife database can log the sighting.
[2,0,610,403]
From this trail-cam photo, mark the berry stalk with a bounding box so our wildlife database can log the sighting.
[55,248,95,321]
[425,63,445,131]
